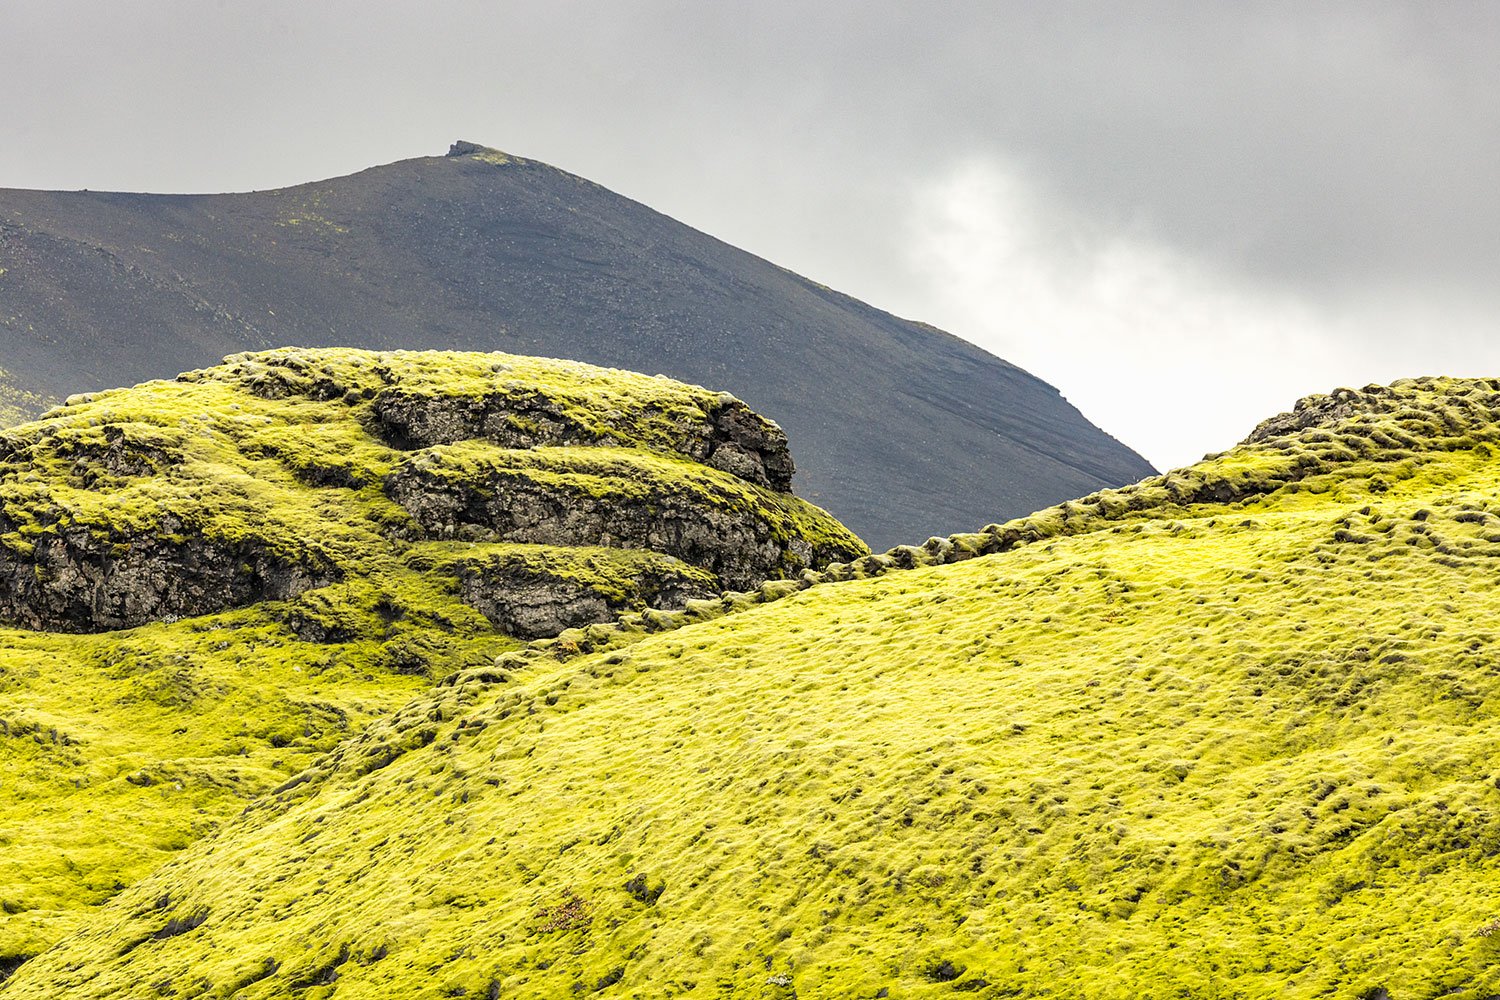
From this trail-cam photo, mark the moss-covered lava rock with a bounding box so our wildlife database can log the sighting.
[0,347,864,971]
[0,347,866,635]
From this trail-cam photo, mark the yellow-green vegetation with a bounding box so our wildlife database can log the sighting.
[0,346,858,632]
[8,376,1500,997]
[0,611,437,969]
[0,347,863,977]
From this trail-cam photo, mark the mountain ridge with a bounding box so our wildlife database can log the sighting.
[0,141,1154,548]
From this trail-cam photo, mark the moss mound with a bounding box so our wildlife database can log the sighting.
[0,347,864,972]
[0,347,864,633]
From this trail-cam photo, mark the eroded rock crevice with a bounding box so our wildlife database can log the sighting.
[0,525,335,633]
[387,462,841,592]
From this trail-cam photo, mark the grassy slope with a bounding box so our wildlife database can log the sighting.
[0,348,862,971]
[10,377,1500,997]
[0,612,439,964]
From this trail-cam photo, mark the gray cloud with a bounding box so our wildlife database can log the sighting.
[2,1,1498,467]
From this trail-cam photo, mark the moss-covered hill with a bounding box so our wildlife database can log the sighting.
[8,374,1500,998]
[0,348,864,974]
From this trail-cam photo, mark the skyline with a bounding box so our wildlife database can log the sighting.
[4,2,1497,470]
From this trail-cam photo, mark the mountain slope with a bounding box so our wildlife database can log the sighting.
[0,348,863,972]
[10,376,1500,998]
[0,142,1155,549]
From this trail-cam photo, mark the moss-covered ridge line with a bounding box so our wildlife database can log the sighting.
[21,377,1500,996]
[200,348,796,490]
[237,374,1500,821]
[444,374,1500,675]
[0,348,864,634]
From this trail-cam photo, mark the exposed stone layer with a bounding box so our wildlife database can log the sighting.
[0,522,333,634]
[385,451,851,592]
[370,387,794,491]
[454,560,716,640]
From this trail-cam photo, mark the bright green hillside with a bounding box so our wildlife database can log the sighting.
[8,376,1500,997]
[0,348,863,975]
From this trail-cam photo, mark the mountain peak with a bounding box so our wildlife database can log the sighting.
[445,139,519,165]
[0,145,1154,548]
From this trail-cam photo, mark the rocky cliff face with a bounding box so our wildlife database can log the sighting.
[0,348,866,635]
[370,383,794,491]
[0,523,333,633]
[386,446,839,592]
[448,547,718,640]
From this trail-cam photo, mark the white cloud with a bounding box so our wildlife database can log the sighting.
[897,157,1500,472]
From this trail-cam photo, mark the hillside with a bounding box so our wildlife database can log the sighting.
[0,348,864,973]
[0,141,1155,549]
[8,375,1500,997]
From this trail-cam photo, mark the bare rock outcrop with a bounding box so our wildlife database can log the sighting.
[454,560,716,640]
[385,452,849,592]
[0,522,334,633]
[370,387,794,491]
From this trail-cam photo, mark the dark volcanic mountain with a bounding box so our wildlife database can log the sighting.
[0,141,1153,548]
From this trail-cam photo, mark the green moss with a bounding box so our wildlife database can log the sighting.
[1,378,1499,995]
[0,348,864,969]
[28,372,1500,996]
[417,541,719,608]
[0,610,436,965]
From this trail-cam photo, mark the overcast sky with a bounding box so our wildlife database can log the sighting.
[3,1,1498,470]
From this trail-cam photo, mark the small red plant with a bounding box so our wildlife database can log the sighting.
[536,888,593,933]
